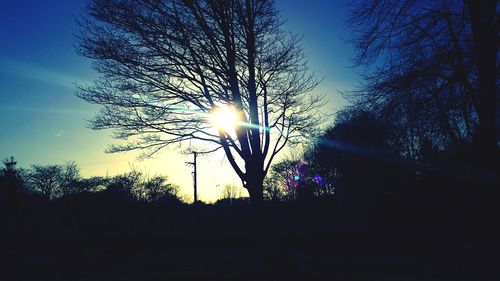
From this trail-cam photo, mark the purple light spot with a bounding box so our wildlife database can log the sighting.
[313,174,325,185]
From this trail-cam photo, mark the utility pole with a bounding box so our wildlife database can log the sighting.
[186,151,198,204]
[193,151,197,204]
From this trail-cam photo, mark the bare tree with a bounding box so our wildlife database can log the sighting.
[220,183,242,201]
[27,165,63,199]
[142,175,179,202]
[347,0,499,162]
[26,162,82,199]
[59,161,81,196]
[76,0,326,207]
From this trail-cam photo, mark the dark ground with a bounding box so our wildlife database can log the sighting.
[1,192,497,281]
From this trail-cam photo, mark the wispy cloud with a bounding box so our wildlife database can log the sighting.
[0,58,91,89]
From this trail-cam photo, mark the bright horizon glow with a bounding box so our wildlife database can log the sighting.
[210,105,240,132]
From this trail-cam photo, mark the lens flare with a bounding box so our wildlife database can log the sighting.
[210,105,239,132]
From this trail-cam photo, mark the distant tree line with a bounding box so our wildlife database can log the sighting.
[0,157,181,205]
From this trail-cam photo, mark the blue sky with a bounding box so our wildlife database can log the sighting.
[0,0,358,202]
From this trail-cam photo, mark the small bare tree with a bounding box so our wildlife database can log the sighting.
[220,183,242,201]
[27,165,63,199]
[76,0,326,207]
[26,162,82,199]
[142,175,179,202]
[59,161,81,196]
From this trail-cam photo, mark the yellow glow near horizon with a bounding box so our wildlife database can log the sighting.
[210,105,239,132]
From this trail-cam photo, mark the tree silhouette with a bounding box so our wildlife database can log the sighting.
[0,157,23,210]
[59,161,81,196]
[25,162,83,199]
[142,176,179,202]
[76,0,326,208]
[27,164,63,199]
[347,0,499,165]
[308,109,411,207]
[220,183,242,203]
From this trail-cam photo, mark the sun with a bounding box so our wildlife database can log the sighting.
[210,105,239,132]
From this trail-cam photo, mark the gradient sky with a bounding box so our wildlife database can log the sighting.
[0,0,358,202]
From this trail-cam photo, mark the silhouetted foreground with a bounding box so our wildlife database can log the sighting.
[1,180,497,281]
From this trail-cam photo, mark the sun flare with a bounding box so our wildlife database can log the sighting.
[210,106,239,132]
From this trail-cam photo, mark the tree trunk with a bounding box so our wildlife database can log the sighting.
[466,1,499,244]
[245,174,265,221]
[467,0,498,164]
[247,181,264,207]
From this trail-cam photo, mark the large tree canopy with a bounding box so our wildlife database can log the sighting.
[347,0,499,162]
[76,0,326,205]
